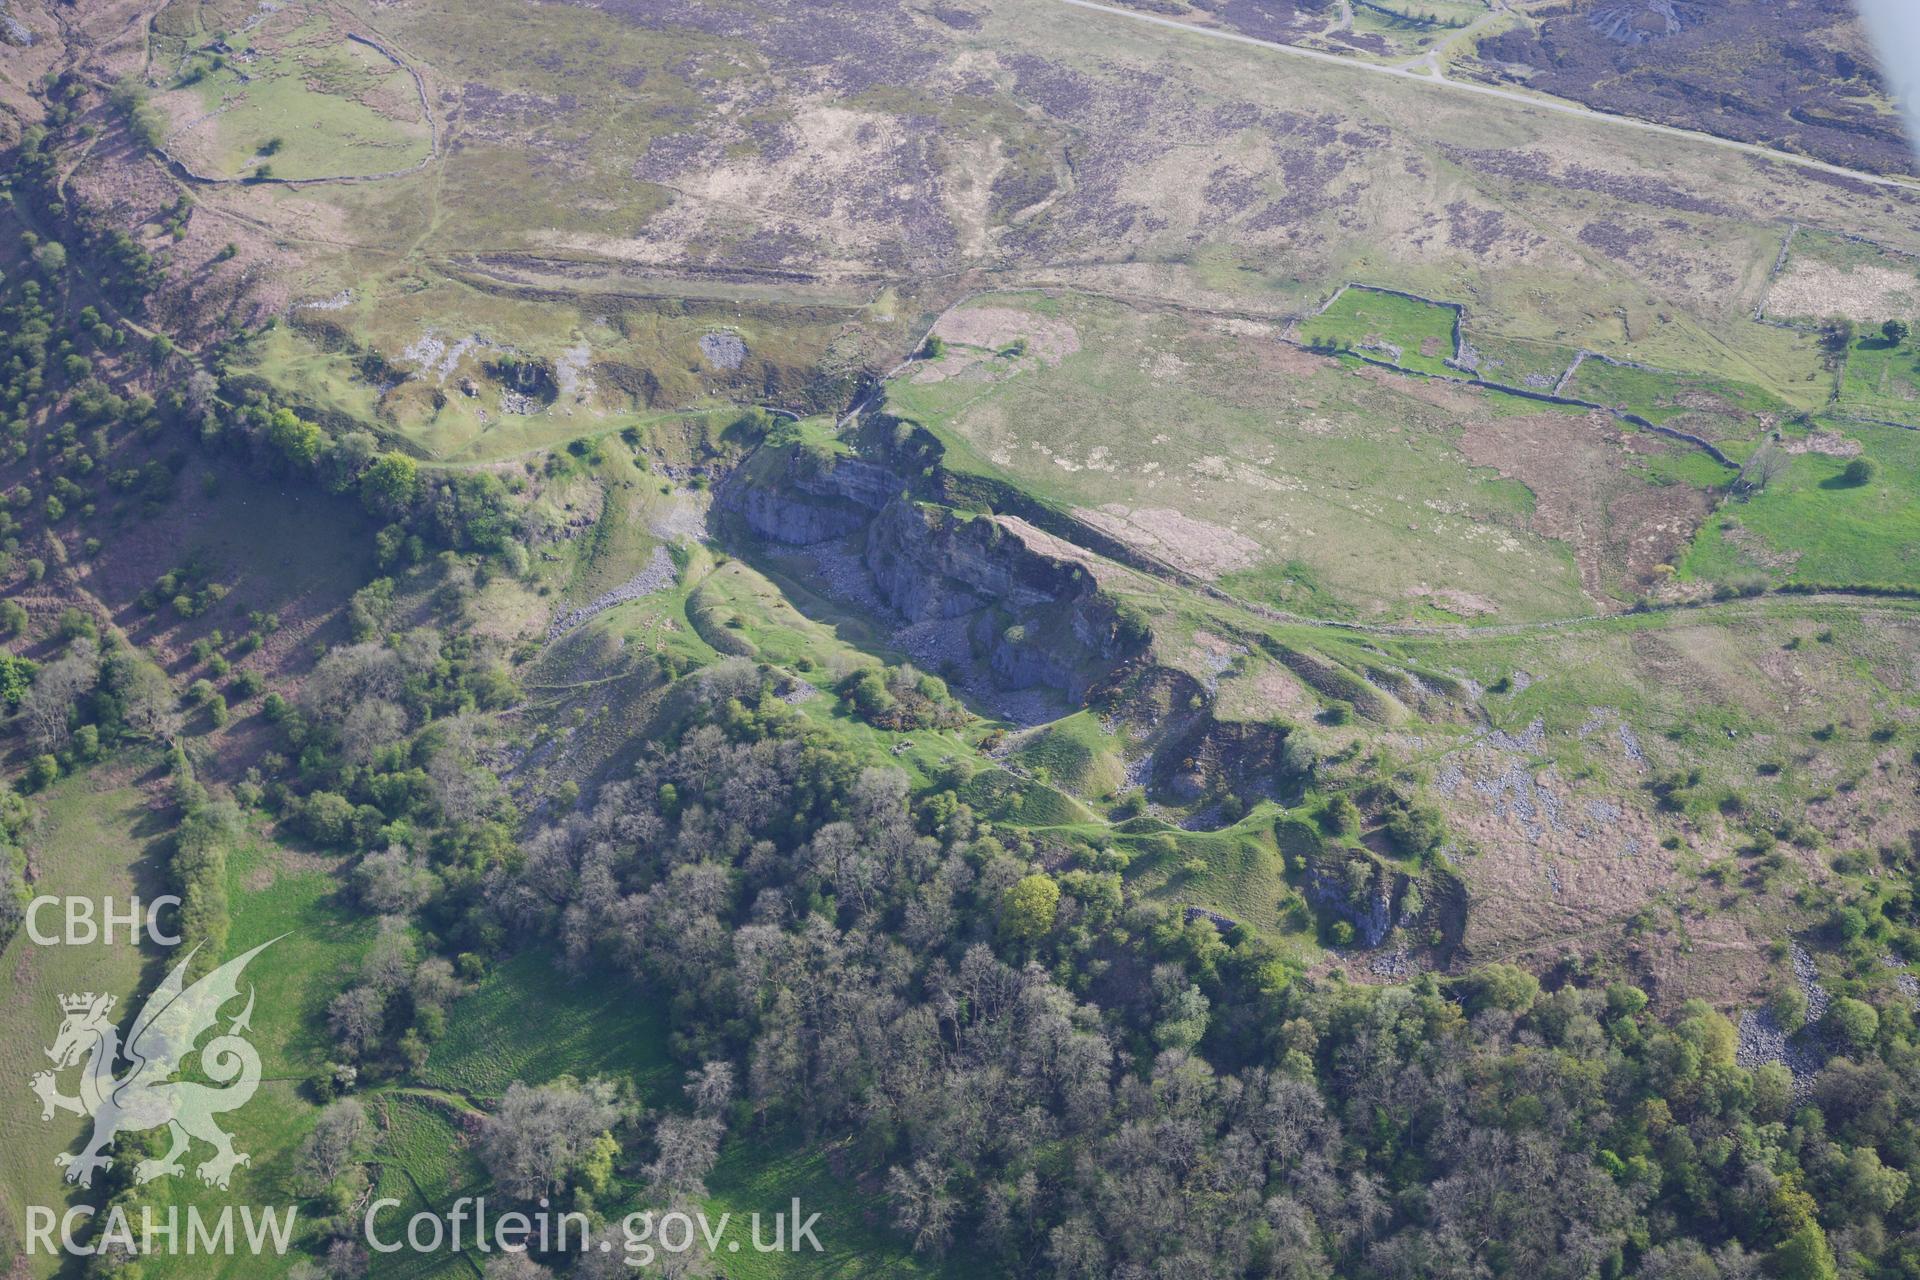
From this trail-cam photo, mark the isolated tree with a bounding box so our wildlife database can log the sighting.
[1280,727,1321,781]
[185,368,220,418]
[1466,962,1540,1013]
[425,715,504,824]
[1752,1062,1794,1120]
[302,643,403,721]
[322,431,379,494]
[359,453,419,518]
[1821,315,1856,355]
[1883,318,1909,346]
[266,407,324,469]
[109,649,180,740]
[323,1239,370,1279]
[359,921,418,996]
[31,240,66,278]
[1735,441,1788,496]
[409,957,461,1021]
[684,1061,734,1116]
[1841,456,1879,486]
[1770,984,1809,1032]
[571,1248,629,1280]
[1843,1145,1910,1217]
[1322,793,1360,835]
[339,697,407,763]
[1772,1222,1838,1280]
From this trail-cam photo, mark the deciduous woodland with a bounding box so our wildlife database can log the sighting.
[4,1,1920,1278]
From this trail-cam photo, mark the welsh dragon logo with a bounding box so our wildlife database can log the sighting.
[30,937,281,1190]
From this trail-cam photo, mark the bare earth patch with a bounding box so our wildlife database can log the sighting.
[1722,520,1803,573]
[1215,665,1315,721]
[1407,585,1497,617]
[1071,504,1261,580]
[1782,430,1862,458]
[933,306,1081,364]
[1458,410,1712,602]
[1766,260,1919,324]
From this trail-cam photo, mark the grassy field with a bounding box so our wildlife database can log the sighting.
[420,949,674,1103]
[133,837,381,1280]
[1679,422,1920,589]
[1559,356,1787,440]
[702,1133,966,1280]
[1298,287,1460,376]
[1121,811,1306,939]
[168,0,1915,492]
[1009,711,1128,799]
[365,1096,480,1280]
[153,2,433,182]
[246,281,880,464]
[1839,334,1920,424]
[1465,333,1579,390]
[0,777,169,1275]
[0,779,379,1280]
[885,292,1595,622]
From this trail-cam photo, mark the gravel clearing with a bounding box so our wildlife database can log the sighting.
[1736,1007,1822,1095]
[803,539,887,613]
[1489,717,1546,753]
[1882,954,1920,1002]
[1792,943,1831,1023]
[402,331,498,385]
[699,331,748,369]
[1474,760,1556,840]
[556,341,596,402]
[2,1,34,44]
[778,678,822,704]
[546,545,676,641]
[297,289,354,312]
[1617,722,1645,766]
[1369,949,1413,979]
[1735,945,1839,1096]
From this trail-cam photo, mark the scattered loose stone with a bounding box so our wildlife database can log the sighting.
[547,545,677,640]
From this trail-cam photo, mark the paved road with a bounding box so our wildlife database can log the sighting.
[1057,0,1920,194]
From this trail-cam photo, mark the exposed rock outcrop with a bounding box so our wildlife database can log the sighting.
[863,502,1141,696]
[736,445,899,545]
[722,439,1147,698]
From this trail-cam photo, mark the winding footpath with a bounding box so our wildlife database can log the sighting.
[1056,0,1920,195]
